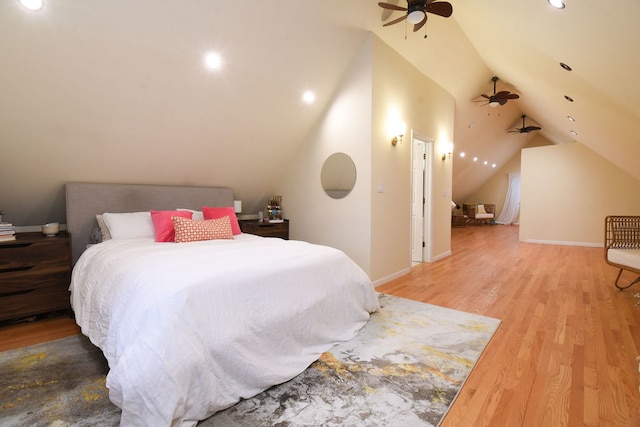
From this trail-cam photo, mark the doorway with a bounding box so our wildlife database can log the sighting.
[411,134,433,263]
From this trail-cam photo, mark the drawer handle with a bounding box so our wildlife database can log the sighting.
[0,243,33,249]
[0,266,35,274]
[0,289,34,298]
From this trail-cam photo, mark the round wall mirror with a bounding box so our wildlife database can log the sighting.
[321,152,357,199]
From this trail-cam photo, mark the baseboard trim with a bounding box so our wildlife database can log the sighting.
[373,267,411,288]
[523,239,603,248]
[431,250,452,262]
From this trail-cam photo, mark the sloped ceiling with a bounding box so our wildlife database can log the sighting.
[369,0,640,201]
[2,0,638,221]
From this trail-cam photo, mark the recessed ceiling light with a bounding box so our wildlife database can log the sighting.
[548,0,565,9]
[492,163,497,168]
[302,90,316,104]
[459,152,466,158]
[204,52,222,70]
[473,157,478,162]
[560,62,572,71]
[564,95,574,102]
[483,160,488,165]
[567,115,575,121]
[571,130,578,136]
[19,0,44,11]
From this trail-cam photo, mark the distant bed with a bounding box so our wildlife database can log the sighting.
[65,182,379,427]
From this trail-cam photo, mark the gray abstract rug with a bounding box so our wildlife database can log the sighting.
[0,294,500,427]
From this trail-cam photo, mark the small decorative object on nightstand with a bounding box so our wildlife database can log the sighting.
[239,219,289,240]
[0,231,71,321]
[267,195,283,221]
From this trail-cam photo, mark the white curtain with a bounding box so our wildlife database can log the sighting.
[496,173,520,225]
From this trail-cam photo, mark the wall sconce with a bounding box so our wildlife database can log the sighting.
[441,142,453,160]
[391,121,406,147]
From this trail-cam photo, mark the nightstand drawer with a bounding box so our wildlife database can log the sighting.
[239,220,289,239]
[0,238,69,270]
[0,285,70,321]
[0,265,71,293]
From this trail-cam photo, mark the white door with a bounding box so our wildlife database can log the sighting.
[411,141,425,262]
[411,135,433,263]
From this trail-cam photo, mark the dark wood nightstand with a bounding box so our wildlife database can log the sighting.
[239,220,289,240]
[0,232,71,321]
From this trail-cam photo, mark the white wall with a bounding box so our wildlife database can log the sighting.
[370,36,455,282]
[520,142,640,245]
[276,35,456,284]
[276,36,373,274]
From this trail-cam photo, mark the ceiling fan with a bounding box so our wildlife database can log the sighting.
[509,115,542,134]
[480,76,519,107]
[378,1,453,33]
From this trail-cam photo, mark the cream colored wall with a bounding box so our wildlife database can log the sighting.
[462,133,552,218]
[370,37,455,282]
[520,142,640,245]
[276,36,373,274]
[277,35,455,283]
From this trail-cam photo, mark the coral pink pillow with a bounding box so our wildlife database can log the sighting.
[201,206,241,235]
[150,210,193,242]
[172,216,234,243]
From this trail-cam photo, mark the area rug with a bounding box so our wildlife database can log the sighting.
[0,294,500,427]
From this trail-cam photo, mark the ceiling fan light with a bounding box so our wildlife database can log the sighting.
[548,0,565,9]
[407,10,425,24]
[488,101,500,108]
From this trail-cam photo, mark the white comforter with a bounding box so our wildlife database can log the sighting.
[70,234,379,427]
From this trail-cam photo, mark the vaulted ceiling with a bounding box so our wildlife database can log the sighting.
[364,0,640,199]
[3,0,638,213]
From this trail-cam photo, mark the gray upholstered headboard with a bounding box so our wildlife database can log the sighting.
[65,182,234,265]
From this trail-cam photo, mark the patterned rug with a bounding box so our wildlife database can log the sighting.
[0,294,500,427]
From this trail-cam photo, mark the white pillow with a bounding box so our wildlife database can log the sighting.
[102,212,155,240]
[477,204,487,215]
[177,208,204,221]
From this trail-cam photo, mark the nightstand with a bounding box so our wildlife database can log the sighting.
[239,220,289,240]
[0,232,71,321]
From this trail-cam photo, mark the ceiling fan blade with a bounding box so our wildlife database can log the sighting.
[493,91,511,99]
[426,2,453,18]
[498,98,508,105]
[525,126,541,132]
[480,94,490,99]
[507,93,520,100]
[383,14,408,26]
[378,2,407,11]
[413,14,428,32]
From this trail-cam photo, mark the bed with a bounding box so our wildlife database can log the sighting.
[65,182,379,427]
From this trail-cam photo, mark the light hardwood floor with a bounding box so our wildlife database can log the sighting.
[377,225,640,426]
[1,225,638,426]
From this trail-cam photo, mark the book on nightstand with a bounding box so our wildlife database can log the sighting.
[0,223,16,241]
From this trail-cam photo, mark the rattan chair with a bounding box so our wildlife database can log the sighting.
[604,215,640,290]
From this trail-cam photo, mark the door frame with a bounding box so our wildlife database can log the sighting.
[410,131,434,263]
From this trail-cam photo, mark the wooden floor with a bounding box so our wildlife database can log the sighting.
[377,225,640,427]
[1,225,638,425]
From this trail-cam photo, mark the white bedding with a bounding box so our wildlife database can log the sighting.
[70,234,379,427]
